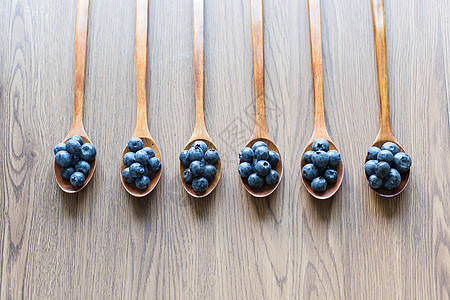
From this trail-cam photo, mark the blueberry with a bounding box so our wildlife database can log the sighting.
[189,160,204,177]
[128,137,144,152]
[123,152,136,168]
[252,141,267,152]
[375,161,390,179]
[239,147,254,163]
[364,160,378,176]
[238,162,253,178]
[367,147,381,160]
[70,171,85,188]
[183,168,194,184]
[381,142,400,155]
[251,159,258,172]
[302,163,319,181]
[55,150,72,167]
[143,147,155,159]
[312,138,329,152]
[205,149,220,165]
[312,150,329,169]
[143,165,151,177]
[135,150,150,166]
[267,151,280,167]
[311,177,327,193]
[122,168,135,183]
[192,177,209,193]
[327,150,341,169]
[68,135,84,145]
[377,150,394,165]
[188,145,203,161]
[54,143,66,155]
[135,176,150,190]
[60,167,75,181]
[203,165,217,182]
[254,160,271,177]
[254,146,269,161]
[71,154,81,165]
[80,143,96,162]
[65,139,82,156]
[393,152,411,173]
[303,151,315,164]
[247,173,264,190]
[368,174,383,189]
[75,160,91,175]
[383,168,401,190]
[178,150,190,167]
[148,157,161,173]
[129,163,145,178]
[191,141,208,154]
[324,169,338,184]
[265,170,279,186]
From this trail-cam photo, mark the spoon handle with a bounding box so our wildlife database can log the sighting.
[372,0,392,135]
[192,0,208,137]
[135,0,150,137]
[308,0,327,135]
[250,0,268,138]
[72,0,89,131]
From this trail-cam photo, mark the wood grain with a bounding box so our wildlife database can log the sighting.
[0,0,449,299]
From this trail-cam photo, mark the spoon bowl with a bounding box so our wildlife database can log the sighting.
[241,137,283,198]
[120,136,162,197]
[54,133,97,193]
[180,137,221,198]
[365,138,409,197]
[300,136,343,200]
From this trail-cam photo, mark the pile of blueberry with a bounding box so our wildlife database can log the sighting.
[364,142,411,190]
[179,140,220,194]
[122,137,162,190]
[238,141,280,190]
[54,135,97,188]
[301,138,341,193]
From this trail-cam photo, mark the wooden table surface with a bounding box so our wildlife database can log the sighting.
[1,0,449,299]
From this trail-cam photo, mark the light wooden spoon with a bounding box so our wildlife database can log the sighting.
[54,0,96,193]
[366,0,409,197]
[180,0,221,198]
[240,0,283,198]
[120,0,162,197]
[300,0,344,200]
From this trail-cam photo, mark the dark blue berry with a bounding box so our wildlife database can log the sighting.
[255,160,271,177]
[204,149,219,165]
[65,139,81,156]
[367,147,381,160]
[189,160,204,177]
[369,174,383,189]
[135,150,150,166]
[188,146,203,161]
[135,176,150,190]
[71,154,81,165]
[375,161,390,179]
[191,141,208,154]
[327,150,341,169]
[123,152,136,168]
[252,141,267,152]
[143,147,155,159]
[254,146,269,161]
[381,142,400,155]
[383,168,401,190]
[364,160,378,176]
[75,160,90,175]
[183,168,194,184]
[312,138,329,152]
[55,150,72,167]
[239,147,254,163]
[179,150,191,167]
[129,163,145,178]
[238,162,253,178]
[303,151,315,164]
[302,163,319,181]
[192,177,208,193]
[60,167,75,181]
[393,152,411,173]
[128,137,144,152]
[203,165,217,182]
[311,177,327,192]
[68,135,84,145]
[312,150,329,169]
[377,150,394,165]
[148,157,161,173]
[247,173,264,190]
[122,168,135,183]
[54,143,66,155]
[80,143,96,162]
[324,169,338,184]
[267,151,279,167]
[70,171,85,188]
[251,159,258,172]
[265,170,279,186]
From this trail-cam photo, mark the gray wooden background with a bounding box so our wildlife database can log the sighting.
[1,0,449,299]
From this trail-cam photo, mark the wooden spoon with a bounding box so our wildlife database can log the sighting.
[180,0,221,198]
[366,0,409,197]
[54,0,96,193]
[120,0,162,197]
[300,0,344,200]
[239,0,283,198]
